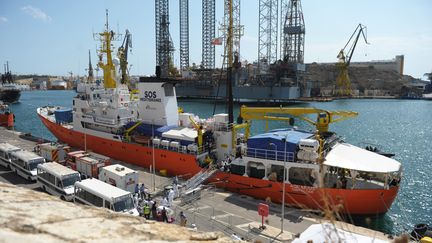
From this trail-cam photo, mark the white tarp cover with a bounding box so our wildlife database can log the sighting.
[324,143,401,173]
[292,223,389,243]
[162,127,197,141]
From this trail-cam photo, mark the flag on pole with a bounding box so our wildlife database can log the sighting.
[211,37,223,45]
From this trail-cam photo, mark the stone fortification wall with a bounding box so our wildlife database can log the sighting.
[305,63,412,96]
[0,182,231,242]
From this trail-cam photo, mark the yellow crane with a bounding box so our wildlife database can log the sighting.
[123,121,143,142]
[336,24,369,96]
[239,105,358,135]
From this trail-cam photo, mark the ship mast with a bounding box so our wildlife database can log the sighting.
[96,10,119,89]
[87,50,94,83]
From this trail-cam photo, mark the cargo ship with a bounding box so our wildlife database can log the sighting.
[1,62,21,104]
[37,16,402,215]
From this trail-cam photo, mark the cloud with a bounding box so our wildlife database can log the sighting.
[21,5,52,22]
[0,16,8,22]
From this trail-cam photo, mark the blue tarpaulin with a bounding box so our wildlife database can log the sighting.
[124,122,177,137]
[247,129,312,161]
[54,108,73,124]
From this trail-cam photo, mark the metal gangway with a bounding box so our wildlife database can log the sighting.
[182,167,218,192]
[178,167,217,205]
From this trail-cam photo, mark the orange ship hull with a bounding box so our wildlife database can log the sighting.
[39,113,399,215]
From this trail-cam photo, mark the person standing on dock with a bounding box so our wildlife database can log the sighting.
[173,183,179,198]
[161,207,168,223]
[168,189,174,206]
[135,183,139,196]
[151,201,157,220]
[179,211,187,227]
[143,203,150,219]
[140,183,146,199]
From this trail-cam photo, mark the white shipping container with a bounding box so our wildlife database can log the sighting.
[98,164,138,193]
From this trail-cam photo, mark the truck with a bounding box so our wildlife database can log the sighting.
[76,156,107,179]
[35,142,71,164]
[65,150,111,178]
[98,164,138,193]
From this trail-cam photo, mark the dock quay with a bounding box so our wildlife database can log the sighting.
[0,127,394,242]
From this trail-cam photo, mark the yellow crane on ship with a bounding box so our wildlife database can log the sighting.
[235,105,358,142]
[336,24,369,96]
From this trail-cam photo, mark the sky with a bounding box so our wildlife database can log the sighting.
[0,0,431,79]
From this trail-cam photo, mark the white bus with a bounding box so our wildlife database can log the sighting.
[74,178,138,216]
[37,162,81,201]
[0,143,21,168]
[10,150,45,181]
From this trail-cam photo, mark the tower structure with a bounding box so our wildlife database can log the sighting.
[279,0,288,58]
[179,0,189,70]
[202,0,215,69]
[258,0,279,69]
[221,0,243,68]
[281,0,305,64]
[155,0,174,78]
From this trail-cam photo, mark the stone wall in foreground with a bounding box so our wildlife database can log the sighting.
[0,182,231,242]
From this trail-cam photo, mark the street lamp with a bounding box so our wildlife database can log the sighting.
[281,135,287,233]
[152,119,156,192]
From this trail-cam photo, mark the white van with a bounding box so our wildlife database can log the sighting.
[98,164,138,193]
[10,150,45,181]
[74,178,138,216]
[37,162,81,201]
[0,143,21,168]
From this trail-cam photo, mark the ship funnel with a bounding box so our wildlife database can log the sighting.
[136,77,179,127]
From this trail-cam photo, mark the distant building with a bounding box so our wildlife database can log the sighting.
[31,77,49,90]
[350,55,404,75]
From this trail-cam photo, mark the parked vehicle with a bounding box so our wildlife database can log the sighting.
[73,178,138,216]
[0,143,21,168]
[98,164,138,193]
[10,150,45,181]
[37,162,81,201]
[35,142,71,164]
[65,150,110,178]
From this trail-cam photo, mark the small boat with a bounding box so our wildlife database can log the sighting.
[0,102,14,129]
[364,144,395,158]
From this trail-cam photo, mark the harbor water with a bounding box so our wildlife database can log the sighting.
[9,90,432,234]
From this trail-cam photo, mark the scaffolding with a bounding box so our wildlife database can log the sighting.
[202,0,216,69]
[258,0,279,70]
[155,0,174,78]
[281,0,305,64]
[179,0,189,70]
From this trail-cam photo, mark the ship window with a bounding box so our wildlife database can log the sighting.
[164,84,174,96]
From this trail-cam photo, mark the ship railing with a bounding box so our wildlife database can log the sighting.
[150,143,216,156]
[212,122,234,132]
[245,147,295,162]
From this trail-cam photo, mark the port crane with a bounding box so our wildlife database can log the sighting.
[118,29,132,85]
[336,24,369,96]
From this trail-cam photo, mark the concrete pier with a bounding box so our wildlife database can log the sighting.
[0,127,393,242]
